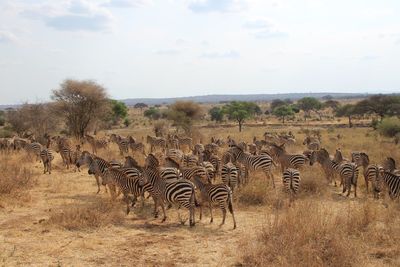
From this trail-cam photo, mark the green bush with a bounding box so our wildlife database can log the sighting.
[377,117,400,137]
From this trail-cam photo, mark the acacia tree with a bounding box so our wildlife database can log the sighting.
[273,105,294,124]
[297,97,323,121]
[209,106,224,123]
[335,104,355,128]
[134,103,148,112]
[52,79,109,138]
[222,101,260,132]
[110,100,128,125]
[167,101,202,134]
[355,95,400,121]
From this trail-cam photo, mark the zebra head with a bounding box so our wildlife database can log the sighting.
[76,151,91,168]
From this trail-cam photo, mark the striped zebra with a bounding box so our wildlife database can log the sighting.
[221,162,239,192]
[201,161,216,182]
[52,138,73,169]
[192,143,205,157]
[101,167,145,214]
[181,166,209,182]
[282,168,301,203]
[268,143,308,173]
[382,157,400,175]
[182,154,198,168]
[166,149,184,164]
[192,175,236,229]
[139,154,196,226]
[303,136,320,151]
[355,152,382,196]
[110,134,130,155]
[378,170,400,200]
[229,145,276,188]
[203,150,221,176]
[146,135,166,153]
[174,135,193,151]
[167,134,179,149]
[84,135,108,154]
[204,143,219,154]
[351,151,364,165]
[159,167,181,183]
[128,136,146,156]
[40,148,54,174]
[76,151,112,194]
[25,142,43,161]
[339,162,359,197]
[123,156,143,171]
[310,148,340,186]
[70,145,82,172]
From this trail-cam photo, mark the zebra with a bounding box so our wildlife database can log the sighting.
[201,161,216,182]
[382,157,400,175]
[76,151,112,194]
[203,150,221,176]
[128,136,146,156]
[84,134,108,154]
[25,142,43,161]
[146,135,166,153]
[159,167,182,183]
[110,134,130,155]
[221,162,239,192]
[70,145,82,172]
[40,148,54,174]
[182,154,198,168]
[351,151,365,165]
[166,149,184,165]
[354,152,382,196]
[338,162,359,197]
[310,148,340,186]
[138,154,196,226]
[204,143,219,154]
[192,143,205,157]
[181,166,209,182]
[282,168,301,203]
[378,170,400,200]
[268,143,308,173]
[229,145,276,187]
[123,156,143,171]
[174,135,193,151]
[167,134,179,149]
[52,138,73,169]
[192,175,236,229]
[303,136,320,151]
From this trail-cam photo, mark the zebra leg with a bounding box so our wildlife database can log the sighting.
[95,174,101,194]
[228,197,237,229]
[160,202,167,223]
[199,203,203,220]
[220,204,226,226]
[209,203,213,223]
[364,174,369,194]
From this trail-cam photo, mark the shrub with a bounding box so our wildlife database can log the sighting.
[377,117,400,138]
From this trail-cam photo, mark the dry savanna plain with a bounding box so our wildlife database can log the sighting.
[1,115,400,267]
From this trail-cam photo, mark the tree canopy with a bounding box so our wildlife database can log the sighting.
[297,97,323,120]
[209,106,224,122]
[222,101,260,131]
[272,105,294,124]
[354,95,400,120]
[167,101,203,133]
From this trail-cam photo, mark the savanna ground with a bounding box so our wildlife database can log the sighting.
[1,123,400,266]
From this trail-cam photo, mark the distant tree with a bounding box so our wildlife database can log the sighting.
[144,107,162,120]
[167,101,203,133]
[270,99,286,111]
[222,101,260,132]
[297,97,323,121]
[110,100,128,124]
[377,117,400,138]
[134,103,148,112]
[123,118,131,127]
[322,95,333,100]
[0,110,5,126]
[209,106,224,122]
[335,104,356,128]
[273,105,294,124]
[324,100,340,111]
[52,79,109,138]
[355,95,400,121]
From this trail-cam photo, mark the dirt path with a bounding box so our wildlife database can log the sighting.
[0,161,269,266]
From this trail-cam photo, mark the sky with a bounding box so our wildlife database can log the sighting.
[0,0,400,104]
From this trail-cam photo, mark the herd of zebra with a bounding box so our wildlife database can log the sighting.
[1,130,400,228]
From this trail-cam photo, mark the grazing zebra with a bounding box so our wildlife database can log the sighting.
[229,145,276,187]
[139,154,196,226]
[382,157,400,175]
[25,142,43,161]
[174,135,193,151]
[76,151,111,194]
[181,166,209,181]
[282,168,301,203]
[310,148,340,186]
[110,134,130,155]
[355,152,382,195]
[338,162,359,197]
[182,154,198,168]
[146,135,166,153]
[40,148,54,174]
[268,143,308,173]
[303,136,320,151]
[221,162,239,192]
[201,161,216,181]
[378,170,400,200]
[84,134,108,154]
[192,175,236,229]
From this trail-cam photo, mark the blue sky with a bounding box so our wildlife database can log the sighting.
[0,0,399,104]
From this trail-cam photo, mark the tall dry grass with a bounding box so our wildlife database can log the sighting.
[0,153,35,203]
[239,200,400,267]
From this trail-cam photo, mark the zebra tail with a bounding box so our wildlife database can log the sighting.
[193,187,200,207]
[227,187,234,214]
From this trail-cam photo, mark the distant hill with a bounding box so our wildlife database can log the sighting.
[121,93,367,106]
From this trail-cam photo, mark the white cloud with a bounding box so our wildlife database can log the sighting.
[102,0,152,8]
[188,0,246,13]
[0,30,17,43]
[201,50,239,59]
[244,18,288,39]
[20,0,114,32]
[155,49,181,55]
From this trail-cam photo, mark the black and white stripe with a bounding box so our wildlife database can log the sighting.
[268,143,308,173]
[221,162,238,192]
[146,135,166,153]
[338,162,359,197]
[310,149,340,186]
[378,170,400,200]
[40,148,54,174]
[282,168,301,202]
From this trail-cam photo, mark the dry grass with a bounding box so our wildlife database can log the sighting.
[0,153,35,202]
[239,200,400,267]
[47,199,125,231]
